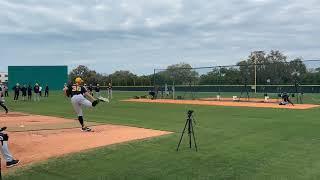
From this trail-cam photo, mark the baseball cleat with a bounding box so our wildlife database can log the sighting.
[6,159,20,168]
[81,127,92,132]
[97,96,109,102]
[0,126,7,132]
[92,100,100,107]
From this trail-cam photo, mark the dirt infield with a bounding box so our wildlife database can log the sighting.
[199,97,279,103]
[123,99,320,109]
[0,112,172,172]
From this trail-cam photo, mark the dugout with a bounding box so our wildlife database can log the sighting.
[8,66,68,90]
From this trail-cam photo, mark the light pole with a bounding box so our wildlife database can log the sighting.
[252,51,264,94]
[254,56,257,93]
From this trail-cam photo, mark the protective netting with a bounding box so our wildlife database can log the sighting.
[154,60,320,104]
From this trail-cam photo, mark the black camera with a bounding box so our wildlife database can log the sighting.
[187,110,194,117]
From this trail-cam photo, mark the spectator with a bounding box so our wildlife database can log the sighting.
[34,83,40,101]
[27,85,32,101]
[21,85,27,101]
[45,85,49,97]
[13,83,20,101]
[88,84,93,96]
[4,85,9,97]
[95,84,101,97]
[107,82,112,99]
[39,85,42,97]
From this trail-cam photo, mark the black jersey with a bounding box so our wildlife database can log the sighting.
[67,84,87,97]
[282,94,289,102]
[21,87,27,96]
[27,86,32,95]
[13,86,20,93]
[95,86,100,92]
[88,86,93,91]
[34,86,40,93]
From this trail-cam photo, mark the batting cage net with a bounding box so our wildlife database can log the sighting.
[153,60,320,104]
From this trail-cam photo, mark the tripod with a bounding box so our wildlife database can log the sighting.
[176,110,198,151]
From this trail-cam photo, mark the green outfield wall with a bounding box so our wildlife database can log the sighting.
[8,66,68,90]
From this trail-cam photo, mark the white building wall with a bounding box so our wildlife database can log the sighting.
[0,72,8,83]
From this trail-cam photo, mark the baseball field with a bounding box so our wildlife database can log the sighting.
[3,91,320,180]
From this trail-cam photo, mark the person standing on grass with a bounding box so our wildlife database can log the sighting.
[27,84,32,101]
[39,85,42,97]
[107,82,112,99]
[13,83,20,101]
[95,84,101,97]
[88,84,93,96]
[4,84,9,97]
[34,83,40,101]
[45,84,49,97]
[21,85,27,101]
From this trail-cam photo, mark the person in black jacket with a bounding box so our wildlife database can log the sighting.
[21,85,27,101]
[45,85,49,97]
[107,82,112,99]
[279,92,294,106]
[4,85,9,97]
[13,83,20,101]
[88,84,93,96]
[34,83,40,101]
[95,84,101,97]
[27,85,32,101]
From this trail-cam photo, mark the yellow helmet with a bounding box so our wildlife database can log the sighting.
[75,77,84,84]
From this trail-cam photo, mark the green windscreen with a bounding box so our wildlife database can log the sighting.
[8,66,68,90]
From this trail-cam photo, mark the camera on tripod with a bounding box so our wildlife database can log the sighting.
[176,110,198,151]
[187,110,194,117]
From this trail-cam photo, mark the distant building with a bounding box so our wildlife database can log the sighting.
[0,72,8,84]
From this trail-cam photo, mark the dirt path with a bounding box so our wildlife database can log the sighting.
[0,112,172,172]
[123,99,320,109]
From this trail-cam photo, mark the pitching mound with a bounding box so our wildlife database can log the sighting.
[123,99,320,110]
[0,112,30,117]
[1,113,172,172]
[0,112,100,132]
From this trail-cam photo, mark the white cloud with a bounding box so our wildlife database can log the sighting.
[0,0,319,74]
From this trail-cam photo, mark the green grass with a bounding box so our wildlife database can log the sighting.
[4,91,320,180]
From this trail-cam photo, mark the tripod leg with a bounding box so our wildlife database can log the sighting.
[190,120,198,151]
[188,120,192,149]
[176,119,189,151]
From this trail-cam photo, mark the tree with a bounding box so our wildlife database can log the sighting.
[69,65,97,84]
[109,70,137,86]
[155,63,199,85]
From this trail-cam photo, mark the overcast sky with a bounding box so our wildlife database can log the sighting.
[0,0,319,75]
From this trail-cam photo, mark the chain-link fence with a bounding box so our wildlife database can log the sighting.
[153,60,320,104]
